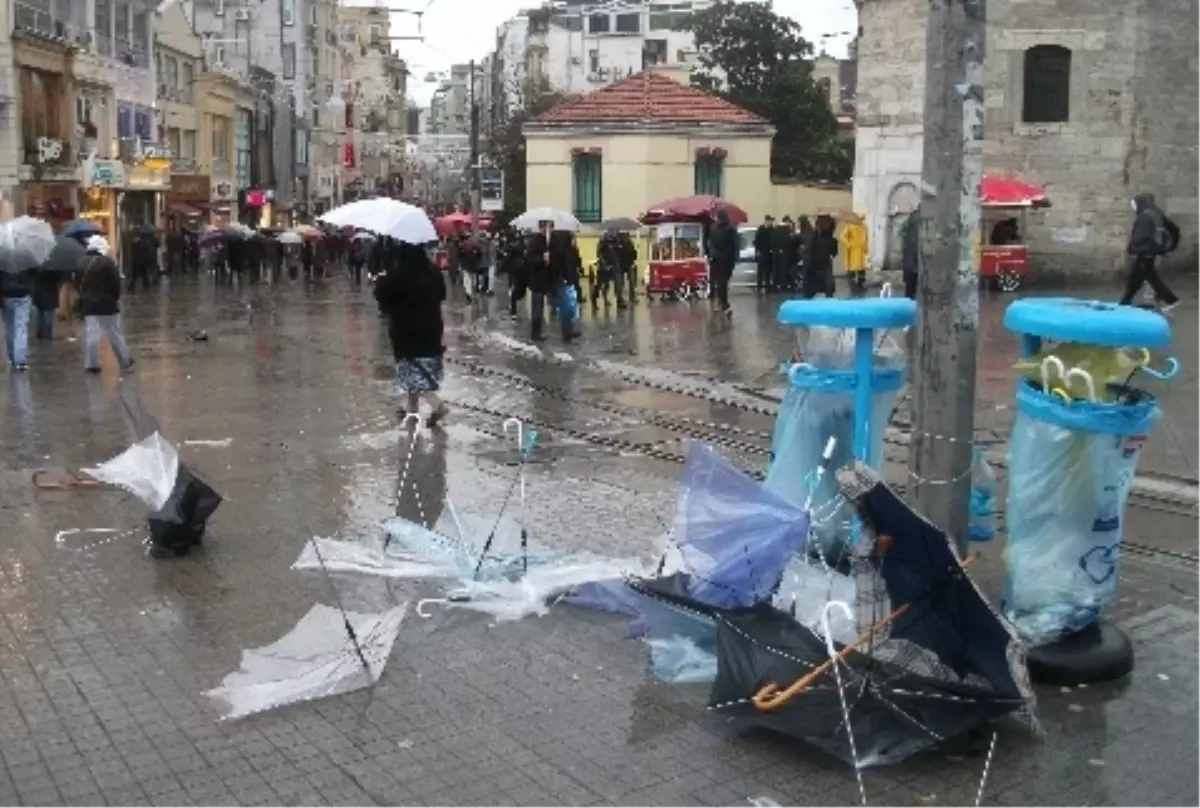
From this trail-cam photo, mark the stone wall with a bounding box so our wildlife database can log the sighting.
[853,0,1200,281]
[0,30,19,202]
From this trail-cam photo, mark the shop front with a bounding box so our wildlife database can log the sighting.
[166,174,211,229]
[78,158,126,248]
[119,140,172,233]
[238,188,275,229]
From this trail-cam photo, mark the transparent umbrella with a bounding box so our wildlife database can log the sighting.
[510,208,580,232]
[0,216,56,273]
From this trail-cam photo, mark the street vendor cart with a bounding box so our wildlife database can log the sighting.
[645,221,709,301]
[979,174,1051,293]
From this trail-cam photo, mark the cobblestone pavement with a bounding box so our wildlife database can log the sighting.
[0,276,1195,807]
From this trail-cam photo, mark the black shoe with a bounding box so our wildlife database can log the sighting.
[85,367,101,374]
[149,544,176,559]
[14,364,28,372]
[531,334,546,343]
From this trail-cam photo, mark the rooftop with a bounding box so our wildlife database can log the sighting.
[530,70,768,127]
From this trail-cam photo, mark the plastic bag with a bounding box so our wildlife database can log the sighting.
[969,449,998,542]
[764,378,898,560]
[1013,343,1145,403]
[1002,382,1160,645]
[558,281,579,324]
[794,326,906,371]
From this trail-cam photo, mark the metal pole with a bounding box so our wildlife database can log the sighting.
[468,59,481,243]
[908,0,986,557]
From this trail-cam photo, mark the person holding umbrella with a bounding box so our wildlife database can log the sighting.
[32,234,89,340]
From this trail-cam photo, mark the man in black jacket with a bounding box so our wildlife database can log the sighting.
[753,215,775,292]
[708,208,739,317]
[1119,192,1180,310]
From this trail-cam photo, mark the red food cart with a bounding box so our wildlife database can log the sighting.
[640,195,749,302]
[979,174,1051,292]
[645,222,709,301]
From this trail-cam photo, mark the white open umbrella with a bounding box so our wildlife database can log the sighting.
[319,199,436,244]
[510,208,581,233]
[0,216,57,272]
[276,231,303,245]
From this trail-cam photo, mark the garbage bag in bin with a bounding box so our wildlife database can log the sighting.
[765,327,904,561]
[1002,382,1160,646]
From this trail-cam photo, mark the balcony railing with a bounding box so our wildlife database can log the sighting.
[12,2,78,41]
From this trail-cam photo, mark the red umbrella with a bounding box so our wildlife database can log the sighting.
[980,175,1051,208]
[640,195,749,226]
[434,212,493,237]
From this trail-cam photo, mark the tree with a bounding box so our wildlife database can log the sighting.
[486,76,570,218]
[682,0,852,182]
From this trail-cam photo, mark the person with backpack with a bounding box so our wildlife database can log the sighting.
[1119,192,1180,311]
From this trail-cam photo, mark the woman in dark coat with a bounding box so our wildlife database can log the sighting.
[547,230,581,342]
[374,242,449,426]
[804,215,839,299]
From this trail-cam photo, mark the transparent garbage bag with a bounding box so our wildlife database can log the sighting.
[794,326,906,371]
[1002,383,1160,645]
[765,380,898,559]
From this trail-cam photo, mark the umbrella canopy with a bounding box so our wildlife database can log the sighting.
[319,198,437,244]
[708,462,1036,767]
[0,216,57,273]
[275,231,302,245]
[292,224,323,240]
[222,223,254,239]
[40,235,88,273]
[352,231,377,241]
[198,229,225,248]
[510,207,580,232]
[640,195,748,226]
[599,217,642,232]
[82,432,181,512]
[61,219,105,239]
[981,174,1050,208]
[435,212,493,237]
[205,602,408,720]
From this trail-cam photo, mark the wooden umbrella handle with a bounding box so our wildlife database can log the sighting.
[751,553,979,712]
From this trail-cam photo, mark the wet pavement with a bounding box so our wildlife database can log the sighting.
[0,275,1195,807]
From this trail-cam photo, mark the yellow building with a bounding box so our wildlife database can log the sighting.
[523,69,851,265]
[195,70,244,225]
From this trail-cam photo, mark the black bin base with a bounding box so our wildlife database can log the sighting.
[1027,619,1134,686]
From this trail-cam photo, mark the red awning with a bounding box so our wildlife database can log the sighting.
[167,202,202,217]
[980,175,1051,209]
[640,195,749,226]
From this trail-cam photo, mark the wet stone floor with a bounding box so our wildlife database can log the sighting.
[0,276,1195,807]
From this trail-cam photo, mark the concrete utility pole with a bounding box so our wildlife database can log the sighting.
[908,0,986,556]
[468,59,481,246]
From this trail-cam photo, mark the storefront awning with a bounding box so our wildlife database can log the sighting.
[167,202,203,217]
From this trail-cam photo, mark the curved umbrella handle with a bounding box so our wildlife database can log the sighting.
[1063,367,1097,403]
[1140,356,1180,381]
[415,598,447,619]
[503,417,524,457]
[1039,355,1067,395]
[879,282,892,298]
[401,412,425,431]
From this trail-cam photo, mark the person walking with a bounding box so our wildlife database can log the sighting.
[804,215,839,299]
[0,263,34,370]
[32,268,60,340]
[126,226,157,292]
[78,236,133,373]
[1119,192,1180,311]
[374,242,449,427]
[617,230,639,304]
[595,227,624,308]
[708,208,739,317]
[548,230,582,341]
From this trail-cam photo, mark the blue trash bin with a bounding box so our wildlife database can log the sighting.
[767,297,916,560]
[1002,298,1177,683]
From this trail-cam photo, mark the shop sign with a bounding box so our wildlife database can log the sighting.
[212,181,235,202]
[87,159,125,188]
[35,137,65,164]
[170,174,211,201]
[126,163,171,190]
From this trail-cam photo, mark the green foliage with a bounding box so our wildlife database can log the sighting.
[488,77,570,216]
[682,0,852,183]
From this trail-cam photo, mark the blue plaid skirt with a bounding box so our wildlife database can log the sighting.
[396,357,444,393]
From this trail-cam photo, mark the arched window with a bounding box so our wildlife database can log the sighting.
[1022,45,1071,123]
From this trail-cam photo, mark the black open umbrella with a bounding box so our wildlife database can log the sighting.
[599,217,641,231]
[707,462,1038,768]
[40,235,88,273]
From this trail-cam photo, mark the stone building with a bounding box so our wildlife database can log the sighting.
[852,0,1199,279]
